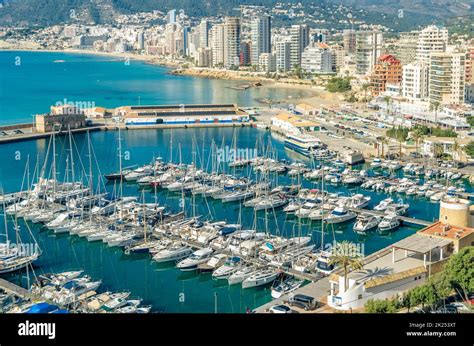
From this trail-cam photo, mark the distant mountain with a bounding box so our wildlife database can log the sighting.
[0,0,472,27]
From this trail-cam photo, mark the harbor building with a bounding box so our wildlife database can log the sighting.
[327,197,474,311]
[429,52,465,105]
[271,113,318,135]
[369,54,402,96]
[35,105,86,133]
[115,104,249,126]
[355,31,383,76]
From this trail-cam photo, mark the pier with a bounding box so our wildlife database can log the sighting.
[347,207,433,227]
[0,278,29,299]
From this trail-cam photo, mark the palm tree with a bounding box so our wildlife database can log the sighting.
[361,83,370,109]
[383,96,392,116]
[378,136,389,158]
[411,127,424,155]
[329,241,363,292]
[429,101,441,129]
[452,140,460,161]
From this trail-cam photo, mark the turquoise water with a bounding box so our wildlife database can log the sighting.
[0,51,450,313]
[0,51,313,125]
[0,127,445,313]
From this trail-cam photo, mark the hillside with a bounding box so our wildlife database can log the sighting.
[0,0,472,28]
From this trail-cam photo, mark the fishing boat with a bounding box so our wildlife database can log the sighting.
[242,268,279,289]
[176,248,214,271]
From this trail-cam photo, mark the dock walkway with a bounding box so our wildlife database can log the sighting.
[347,207,432,227]
[0,278,29,299]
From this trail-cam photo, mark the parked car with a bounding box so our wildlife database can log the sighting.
[288,294,318,311]
[269,304,292,314]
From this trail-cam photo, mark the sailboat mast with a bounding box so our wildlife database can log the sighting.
[68,125,75,183]
[321,159,325,250]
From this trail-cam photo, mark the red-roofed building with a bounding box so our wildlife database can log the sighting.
[370,54,402,96]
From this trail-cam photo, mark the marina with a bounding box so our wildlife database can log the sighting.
[0,124,465,313]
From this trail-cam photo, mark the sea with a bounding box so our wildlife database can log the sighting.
[0,51,458,313]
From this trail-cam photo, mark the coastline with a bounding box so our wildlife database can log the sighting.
[0,41,341,106]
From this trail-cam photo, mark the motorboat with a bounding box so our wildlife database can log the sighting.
[198,253,227,273]
[212,257,242,280]
[242,268,279,289]
[378,214,400,232]
[346,194,371,209]
[176,248,214,271]
[353,214,380,233]
[385,203,409,216]
[227,265,254,285]
[271,276,304,299]
[373,198,394,211]
[152,243,193,263]
[295,202,320,218]
[324,207,357,224]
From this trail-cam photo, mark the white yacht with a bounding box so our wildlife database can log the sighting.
[271,277,304,299]
[212,257,242,280]
[378,214,400,232]
[324,207,357,224]
[385,203,409,216]
[176,248,214,271]
[353,214,380,233]
[227,265,254,285]
[370,158,382,168]
[295,202,320,218]
[242,269,279,289]
[152,243,193,263]
[346,194,371,209]
[374,198,394,211]
[198,253,227,273]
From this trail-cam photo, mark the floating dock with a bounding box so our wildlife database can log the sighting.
[0,278,29,299]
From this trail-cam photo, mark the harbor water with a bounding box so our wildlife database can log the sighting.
[0,126,450,312]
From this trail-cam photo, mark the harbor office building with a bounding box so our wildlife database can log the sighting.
[114,104,249,126]
[35,105,87,133]
[328,197,474,311]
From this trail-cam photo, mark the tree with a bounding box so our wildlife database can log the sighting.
[452,140,461,161]
[361,83,370,109]
[383,96,392,116]
[329,241,363,292]
[443,246,474,303]
[464,141,474,158]
[326,77,351,93]
[429,101,441,129]
[411,127,424,154]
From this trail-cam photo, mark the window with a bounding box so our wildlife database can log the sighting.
[358,294,362,300]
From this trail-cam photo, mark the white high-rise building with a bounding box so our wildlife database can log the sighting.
[402,63,429,100]
[224,17,241,68]
[250,15,271,65]
[258,53,276,72]
[429,52,465,105]
[416,25,448,65]
[199,20,210,48]
[301,43,332,74]
[275,40,291,72]
[355,31,383,75]
[210,24,225,67]
[290,24,310,68]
